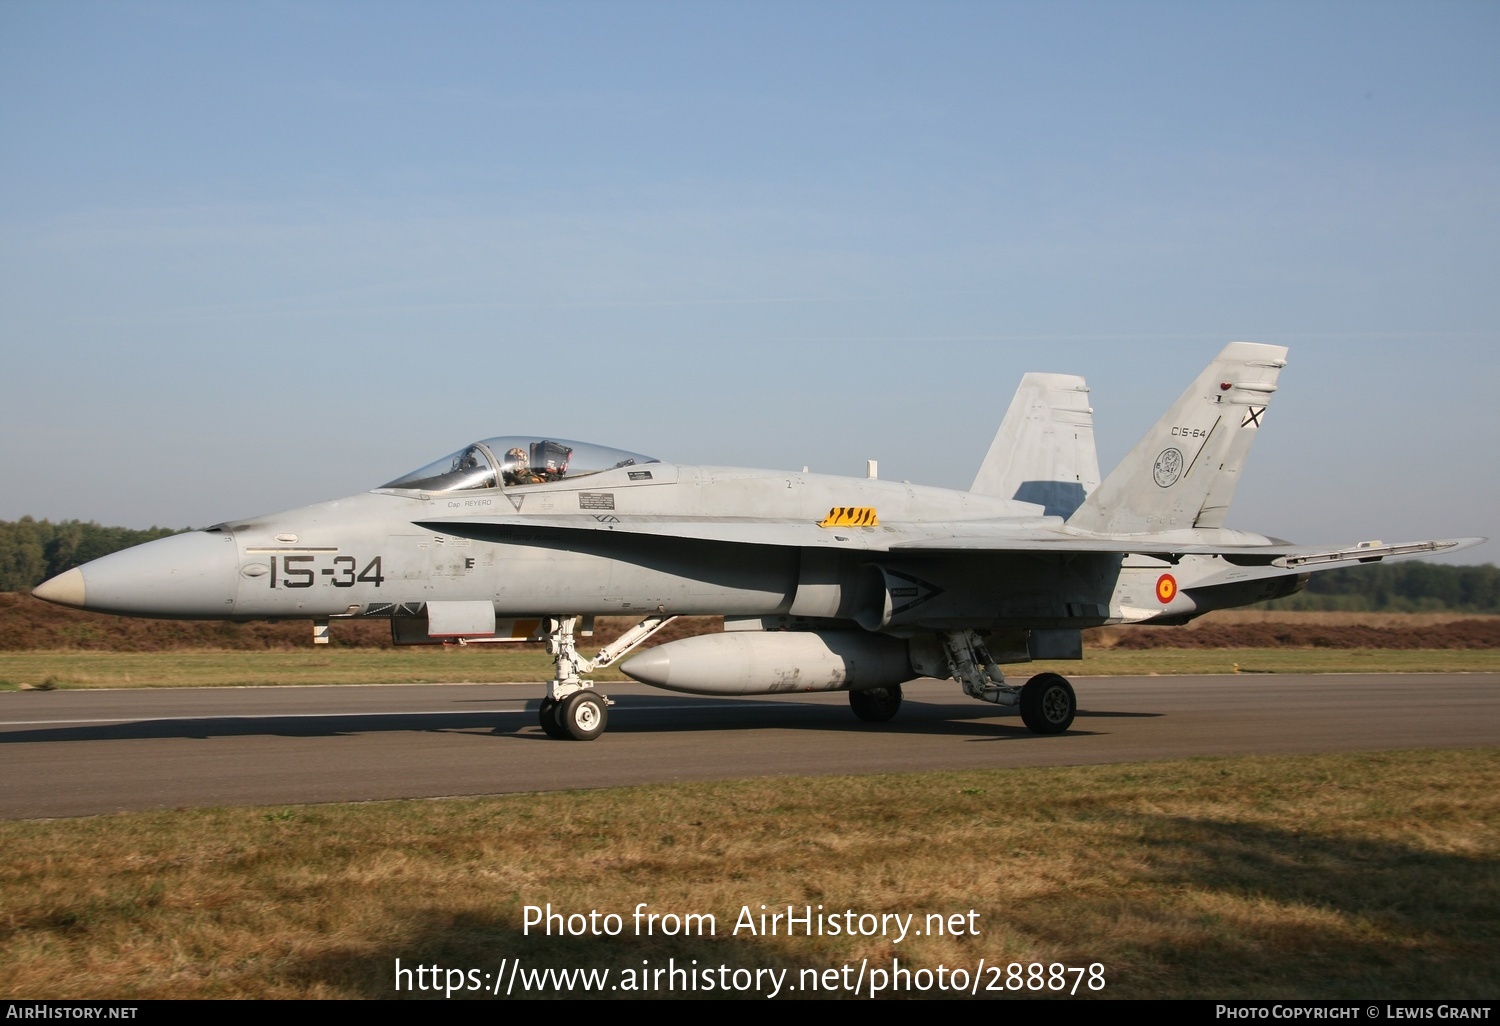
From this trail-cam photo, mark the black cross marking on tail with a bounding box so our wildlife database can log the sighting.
[1242,406,1265,428]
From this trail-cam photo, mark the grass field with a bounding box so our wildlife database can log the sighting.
[2,645,1498,690]
[1,748,1495,1000]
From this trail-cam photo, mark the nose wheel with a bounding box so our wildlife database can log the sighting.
[537,698,567,739]
[564,691,608,740]
[538,692,609,740]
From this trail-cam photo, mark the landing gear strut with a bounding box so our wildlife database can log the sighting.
[939,630,1018,707]
[538,614,676,740]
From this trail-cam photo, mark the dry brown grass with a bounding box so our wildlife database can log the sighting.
[1199,610,1500,627]
[4,645,1499,692]
[1,749,1496,999]
[1090,614,1500,651]
[13,586,1498,655]
[1,592,720,652]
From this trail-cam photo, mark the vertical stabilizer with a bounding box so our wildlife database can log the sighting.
[971,373,1101,518]
[1066,342,1288,535]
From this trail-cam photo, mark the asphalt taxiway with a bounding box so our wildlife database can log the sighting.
[2,674,1497,819]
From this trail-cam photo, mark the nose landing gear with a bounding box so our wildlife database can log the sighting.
[537,614,675,740]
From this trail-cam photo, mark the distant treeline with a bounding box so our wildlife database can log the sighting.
[0,517,187,593]
[1,516,1496,613]
[1258,562,1500,613]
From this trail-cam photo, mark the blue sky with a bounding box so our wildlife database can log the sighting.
[1,1,1495,563]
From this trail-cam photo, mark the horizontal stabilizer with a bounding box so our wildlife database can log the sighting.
[1271,539,1485,569]
[1180,538,1487,592]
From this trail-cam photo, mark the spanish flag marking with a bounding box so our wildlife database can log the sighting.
[1156,574,1178,604]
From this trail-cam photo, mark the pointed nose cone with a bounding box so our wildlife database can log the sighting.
[32,530,241,618]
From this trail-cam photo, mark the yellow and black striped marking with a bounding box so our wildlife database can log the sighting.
[818,506,880,528]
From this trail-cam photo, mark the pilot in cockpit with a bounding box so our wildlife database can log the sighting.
[504,446,546,486]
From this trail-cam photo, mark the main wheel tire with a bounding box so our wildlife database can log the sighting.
[538,698,568,739]
[849,684,903,723]
[1019,673,1076,735]
[559,690,608,741]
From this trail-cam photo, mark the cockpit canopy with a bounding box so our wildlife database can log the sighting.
[379,437,660,494]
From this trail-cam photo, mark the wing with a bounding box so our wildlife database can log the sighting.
[416,512,1482,568]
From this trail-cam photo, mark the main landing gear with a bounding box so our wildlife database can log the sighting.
[849,683,903,723]
[538,614,676,740]
[937,629,1077,735]
[1018,673,1076,735]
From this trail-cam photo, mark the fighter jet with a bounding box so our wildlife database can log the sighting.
[32,343,1480,740]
